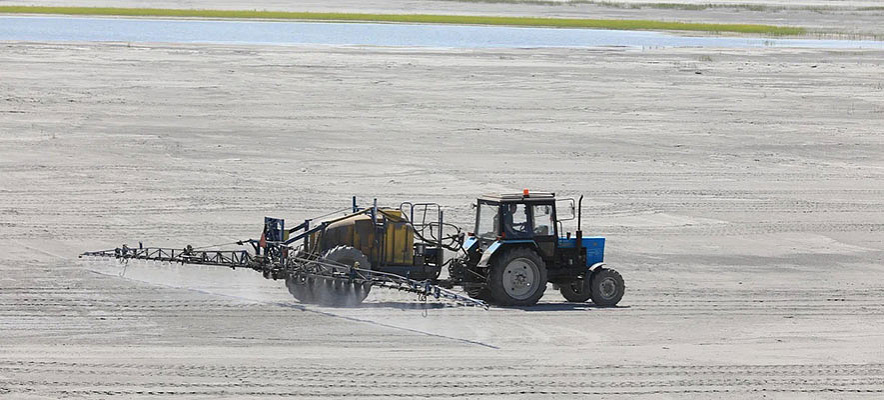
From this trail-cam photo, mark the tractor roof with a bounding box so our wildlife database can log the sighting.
[478,191,556,203]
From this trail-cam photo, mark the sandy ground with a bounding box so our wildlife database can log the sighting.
[1,41,883,397]
[3,0,884,38]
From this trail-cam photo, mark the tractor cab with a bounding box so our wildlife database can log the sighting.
[475,191,558,241]
[472,191,563,262]
[458,190,621,307]
[470,191,604,264]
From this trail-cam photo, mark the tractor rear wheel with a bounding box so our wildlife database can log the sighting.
[559,276,592,303]
[314,246,372,307]
[589,268,625,307]
[488,247,547,306]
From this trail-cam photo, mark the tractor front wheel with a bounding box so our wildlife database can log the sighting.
[589,268,625,307]
[488,247,547,306]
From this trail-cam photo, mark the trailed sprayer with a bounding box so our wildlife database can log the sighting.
[83,191,625,308]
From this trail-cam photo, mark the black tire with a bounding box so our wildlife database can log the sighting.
[313,246,372,307]
[590,268,625,307]
[487,247,547,306]
[285,274,316,304]
[559,276,592,303]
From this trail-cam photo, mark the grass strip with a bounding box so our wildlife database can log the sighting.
[439,0,884,13]
[0,6,805,35]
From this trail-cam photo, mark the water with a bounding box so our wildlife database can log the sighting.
[1,16,882,49]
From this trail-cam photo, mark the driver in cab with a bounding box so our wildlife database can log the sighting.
[502,204,531,239]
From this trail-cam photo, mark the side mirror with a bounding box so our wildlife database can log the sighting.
[555,198,577,221]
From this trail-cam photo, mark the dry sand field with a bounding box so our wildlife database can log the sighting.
[1,40,883,397]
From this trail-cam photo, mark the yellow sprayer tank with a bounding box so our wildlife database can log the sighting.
[314,209,413,266]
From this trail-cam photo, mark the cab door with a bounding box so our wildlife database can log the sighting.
[530,203,558,261]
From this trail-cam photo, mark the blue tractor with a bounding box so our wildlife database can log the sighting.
[446,191,625,307]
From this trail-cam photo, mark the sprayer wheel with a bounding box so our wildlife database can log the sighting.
[313,246,372,307]
[285,274,317,304]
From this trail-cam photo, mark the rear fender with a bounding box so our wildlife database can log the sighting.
[462,236,480,253]
[476,241,502,269]
[476,240,536,268]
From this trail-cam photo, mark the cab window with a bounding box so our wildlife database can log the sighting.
[533,204,555,236]
[503,203,530,238]
[476,202,499,239]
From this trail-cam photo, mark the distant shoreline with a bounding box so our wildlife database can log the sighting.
[0,6,806,36]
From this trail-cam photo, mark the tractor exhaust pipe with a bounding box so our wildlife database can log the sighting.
[576,195,584,267]
[577,195,584,232]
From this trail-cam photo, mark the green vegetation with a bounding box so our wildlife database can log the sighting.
[439,0,768,10]
[439,0,884,12]
[0,6,805,35]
